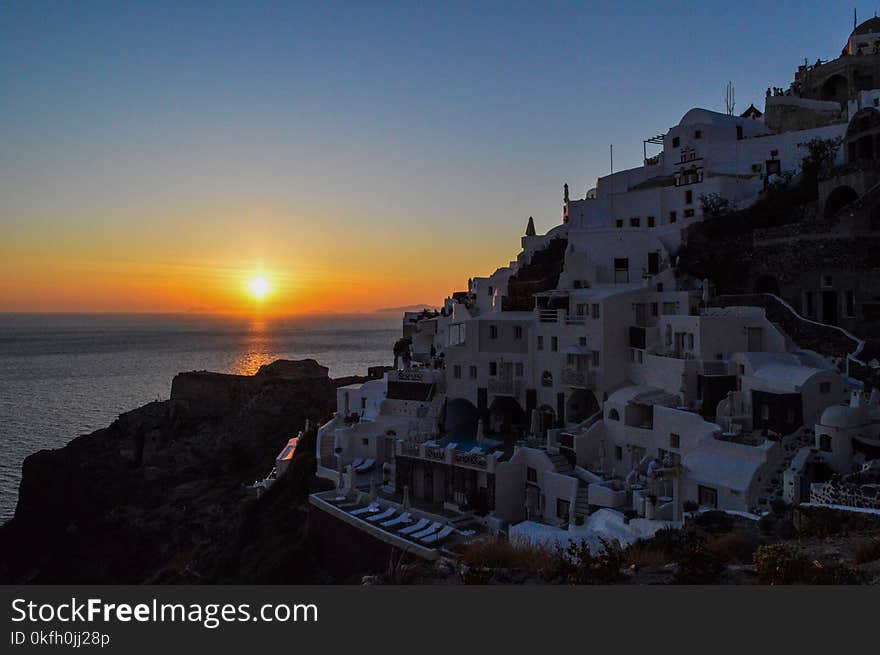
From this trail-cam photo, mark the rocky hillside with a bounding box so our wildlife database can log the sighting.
[0,359,365,584]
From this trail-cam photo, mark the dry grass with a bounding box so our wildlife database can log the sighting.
[624,543,673,568]
[461,537,556,574]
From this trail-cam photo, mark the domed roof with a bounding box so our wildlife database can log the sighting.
[852,17,880,37]
[819,403,869,429]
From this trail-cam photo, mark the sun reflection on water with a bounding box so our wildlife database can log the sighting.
[229,316,281,376]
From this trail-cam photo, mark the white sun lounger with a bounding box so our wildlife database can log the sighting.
[349,503,380,516]
[366,507,396,523]
[409,522,443,540]
[381,512,412,528]
[355,458,375,472]
[420,525,455,545]
[350,457,364,469]
[399,518,431,535]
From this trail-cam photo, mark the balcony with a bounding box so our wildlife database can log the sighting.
[538,309,560,323]
[488,376,522,397]
[561,367,594,389]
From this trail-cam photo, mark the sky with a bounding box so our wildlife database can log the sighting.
[0,1,873,314]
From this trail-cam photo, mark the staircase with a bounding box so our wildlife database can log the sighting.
[548,453,574,475]
[318,430,336,469]
[756,429,814,509]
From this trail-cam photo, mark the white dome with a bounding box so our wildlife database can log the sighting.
[819,404,868,429]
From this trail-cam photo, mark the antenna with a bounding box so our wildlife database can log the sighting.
[724,81,736,116]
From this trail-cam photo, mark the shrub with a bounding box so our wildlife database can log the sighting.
[754,543,858,584]
[707,533,762,564]
[556,538,625,585]
[852,538,880,565]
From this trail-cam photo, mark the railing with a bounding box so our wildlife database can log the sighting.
[538,309,559,323]
[565,314,587,325]
[488,377,522,397]
[702,360,729,376]
[561,367,593,388]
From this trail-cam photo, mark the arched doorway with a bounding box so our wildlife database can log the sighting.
[488,397,527,438]
[824,185,859,218]
[444,398,479,441]
[566,389,600,424]
[754,275,780,296]
[820,74,848,104]
[537,405,556,437]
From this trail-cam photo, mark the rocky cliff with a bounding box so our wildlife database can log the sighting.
[0,359,365,584]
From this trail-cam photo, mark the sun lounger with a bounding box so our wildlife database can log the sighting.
[350,457,364,469]
[366,507,396,522]
[399,518,431,535]
[350,503,380,516]
[381,512,412,528]
[409,522,443,540]
[420,525,455,545]
[355,458,375,472]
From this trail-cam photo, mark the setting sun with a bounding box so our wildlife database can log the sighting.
[249,275,270,300]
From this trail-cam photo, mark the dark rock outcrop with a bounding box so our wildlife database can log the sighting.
[0,359,364,584]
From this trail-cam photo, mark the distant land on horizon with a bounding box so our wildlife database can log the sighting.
[372,304,440,314]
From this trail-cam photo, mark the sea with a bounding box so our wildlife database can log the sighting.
[0,312,401,523]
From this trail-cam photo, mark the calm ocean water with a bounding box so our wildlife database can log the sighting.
[0,313,400,522]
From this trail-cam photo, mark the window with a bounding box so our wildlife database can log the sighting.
[822,275,833,288]
[694,129,702,139]
[616,219,624,228]
[591,350,600,366]
[698,485,718,509]
[487,285,494,297]
[608,409,620,421]
[670,433,680,449]
[684,208,695,218]
[630,349,635,363]
[615,445,623,460]
[489,325,499,339]
[651,302,658,317]
[541,370,553,387]
[537,336,544,350]
[469,365,477,380]
[527,466,538,483]
[361,397,367,410]
[556,498,571,521]
[685,190,693,204]
[687,333,695,349]
[551,336,558,351]
[614,258,629,283]
[489,362,497,376]
[576,303,586,317]
[669,211,677,223]
[819,434,832,452]
[453,364,462,379]
[819,381,831,394]
[637,350,644,364]
[515,362,524,377]
[647,216,655,228]
[846,290,855,317]
[736,125,743,140]
[579,336,587,346]
[591,304,600,319]
[672,136,680,148]
[362,437,369,446]
[514,325,523,340]
[630,217,640,227]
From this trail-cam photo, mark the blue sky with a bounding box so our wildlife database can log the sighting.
[0,1,874,311]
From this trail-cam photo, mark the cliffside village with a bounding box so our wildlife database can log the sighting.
[304,21,880,557]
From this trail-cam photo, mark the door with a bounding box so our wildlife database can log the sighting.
[822,290,838,325]
[647,252,660,275]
